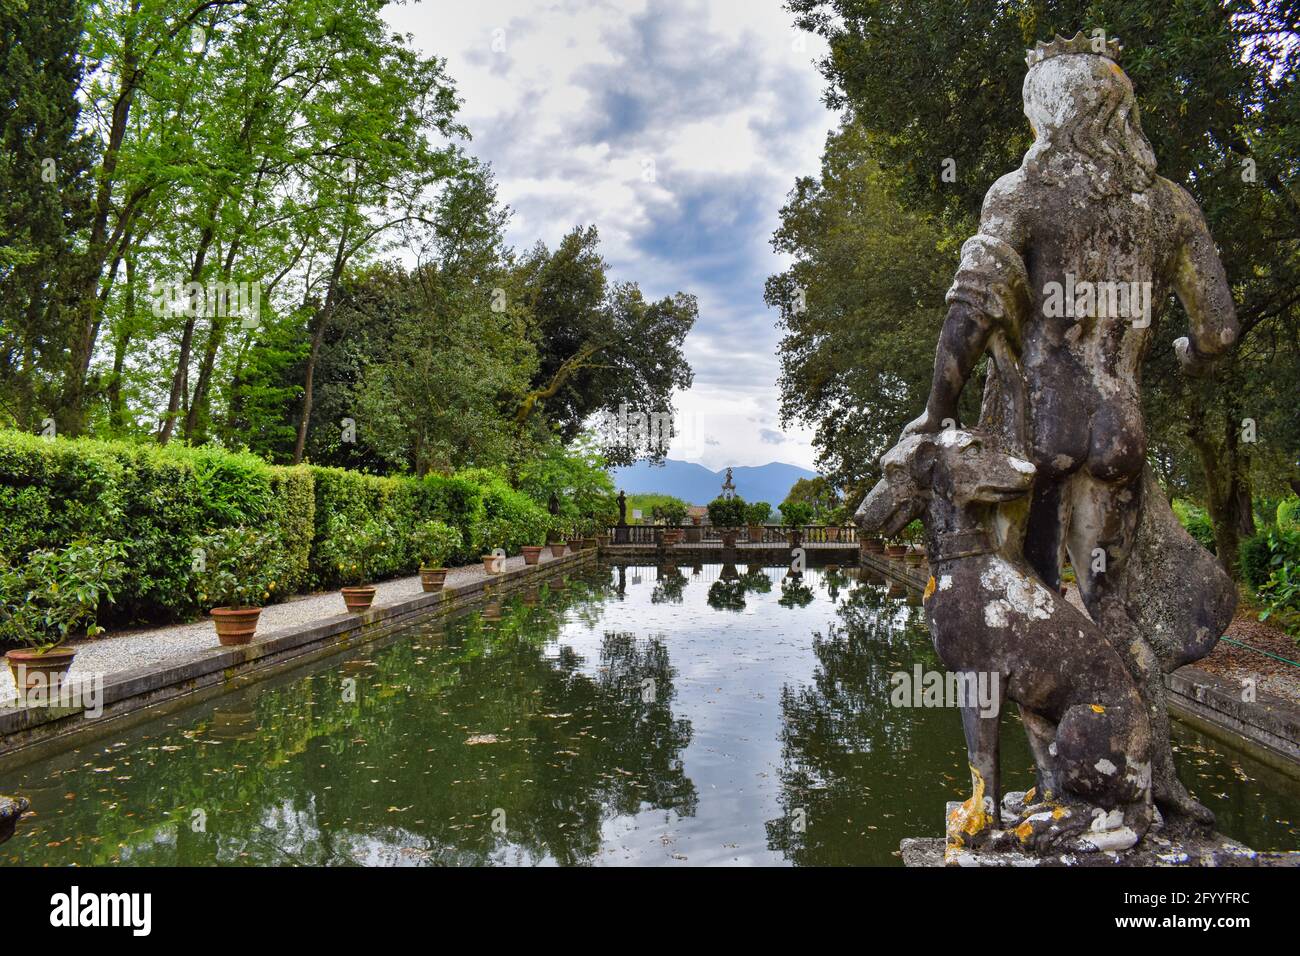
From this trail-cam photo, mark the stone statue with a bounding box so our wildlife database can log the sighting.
[0,795,28,844]
[617,489,628,526]
[859,429,1154,854]
[858,32,1240,851]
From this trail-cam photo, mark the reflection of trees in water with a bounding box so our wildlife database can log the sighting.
[706,564,775,612]
[777,573,815,608]
[651,564,688,604]
[0,577,695,867]
[765,580,950,865]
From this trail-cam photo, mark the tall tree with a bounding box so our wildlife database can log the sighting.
[0,0,96,429]
[767,120,972,496]
[787,0,1300,566]
[514,226,697,465]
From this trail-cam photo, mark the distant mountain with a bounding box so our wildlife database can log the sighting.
[609,459,817,506]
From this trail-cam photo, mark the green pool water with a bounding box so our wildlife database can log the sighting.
[1,563,1296,866]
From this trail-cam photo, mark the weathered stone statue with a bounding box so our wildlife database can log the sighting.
[859,428,1154,853]
[858,32,1241,853]
[615,489,629,543]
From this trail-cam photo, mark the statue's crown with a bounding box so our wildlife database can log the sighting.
[1025,30,1123,69]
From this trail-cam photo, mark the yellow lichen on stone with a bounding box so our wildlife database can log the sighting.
[1024,786,1037,803]
[1091,704,1105,714]
[947,764,990,849]
[923,575,937,602]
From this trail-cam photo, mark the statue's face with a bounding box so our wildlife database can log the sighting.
[931,430,1036,507]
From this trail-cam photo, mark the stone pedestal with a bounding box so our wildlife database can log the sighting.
[900,793,1300,867]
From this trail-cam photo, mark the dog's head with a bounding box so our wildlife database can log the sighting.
[855,428,1036,536]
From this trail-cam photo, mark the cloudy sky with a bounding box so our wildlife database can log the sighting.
[385,0,838,471]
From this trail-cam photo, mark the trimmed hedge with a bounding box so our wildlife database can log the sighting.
[0,431,308,624]
[0,429,550,626]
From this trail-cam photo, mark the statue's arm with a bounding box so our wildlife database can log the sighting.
[1169,184,1239,376]
[905,176,1029,437]
[906,302,997,434]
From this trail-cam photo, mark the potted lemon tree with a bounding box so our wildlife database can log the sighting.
[411,519,461,593]
[0,540,126,693]
[707,496,747,548]
[745,501,771,543]
[195,527,287,645]
[323,516,388,611]
[479,517,510,574]
[778,500,813,548]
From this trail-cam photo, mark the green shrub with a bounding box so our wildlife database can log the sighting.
[651,497,690,526]
[410,520,461,568]
[1172,498,1216,554]
[1241,527,1300,635]
[0,428,567,628]
[778,500,813,527]
[193,527,289,609]
[414,475,484,561]
[317,514,392,587]
[464,470,550,551]
[0,431,287,623]
[1239,531,1276,590]
[745,501,772,525]
[0,539,128,649]
[307,467,410,585]
[631,493,688,525]
[707,496,747,528]
[269,465,315,593]
[1277,497,1300,532]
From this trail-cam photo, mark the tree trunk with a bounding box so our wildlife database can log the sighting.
[292,313,328,464]
[1187,397,1252,578]
[292,219,351,464]
[107,252,136,432]
[158,215,219,445]
[59,27,140,436]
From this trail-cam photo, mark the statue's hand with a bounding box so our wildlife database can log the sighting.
[901,408,950,441]
[1174,336,1214,378]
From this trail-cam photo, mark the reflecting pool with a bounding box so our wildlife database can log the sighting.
[1,563,1296,865]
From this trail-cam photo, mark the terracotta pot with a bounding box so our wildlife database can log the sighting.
[596,535,610,548]
[210,606,263,646]
[663,529,682,546]
[549,543,566,558]
[482,554,504,574]
[721,531,737,548]
[5,647,76,694]
[581,537,596,550]
[863,537,885,554]
[565,540,581,554]
[341,586,377,612]
[522,546,543,566]
[825,526,841,542]
[691,516,702,526]
[419,567,448,592]
[885,544,907,558]
[747,525,765,543]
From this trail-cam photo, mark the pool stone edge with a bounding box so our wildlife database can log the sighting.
[0,548,599,764]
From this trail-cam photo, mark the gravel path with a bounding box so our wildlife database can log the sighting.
[0,551,571,706]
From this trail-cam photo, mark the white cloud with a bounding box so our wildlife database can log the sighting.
[386,0,836,470]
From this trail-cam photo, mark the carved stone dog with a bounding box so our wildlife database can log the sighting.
[857,428,1154,854]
